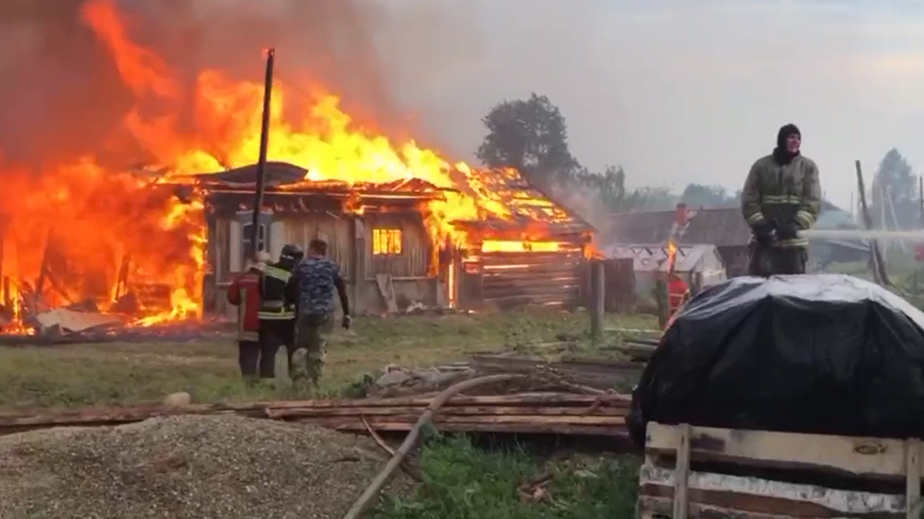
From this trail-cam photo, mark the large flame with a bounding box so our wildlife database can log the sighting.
[0,0,570,333]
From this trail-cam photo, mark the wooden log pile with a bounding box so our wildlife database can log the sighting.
[468,354,644,390]
[0,392,631,438]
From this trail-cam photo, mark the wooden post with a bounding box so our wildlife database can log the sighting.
[590,260,604,341]
[856,160,891,286]
[250,48,275,257]
[655,275,669,329]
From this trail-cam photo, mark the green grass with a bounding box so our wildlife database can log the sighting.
[375,434,640,519]
[0,310,655,411]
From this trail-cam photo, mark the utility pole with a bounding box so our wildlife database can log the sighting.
[250,48,275,257]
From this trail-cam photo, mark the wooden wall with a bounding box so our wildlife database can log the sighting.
[205,208,443,317]
[459,249,587,311]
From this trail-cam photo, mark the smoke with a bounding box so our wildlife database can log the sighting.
[0,0,485,171]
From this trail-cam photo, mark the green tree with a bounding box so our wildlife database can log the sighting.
[678,183,737,208]
[476,93,580,187]
[631,186,678,212]
[870,148,918,229]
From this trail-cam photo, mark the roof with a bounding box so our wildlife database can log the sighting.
[181,162,447,199]
[171,162,591,234]
[607,207,750,247]
[604,243,724,273]
[452,168,592,236]
[606,201,851,248]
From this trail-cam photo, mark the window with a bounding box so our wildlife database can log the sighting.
[241,223,267,255]
[372,228,402,255]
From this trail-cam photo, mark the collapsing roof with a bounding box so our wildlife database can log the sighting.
[174,161,593,238]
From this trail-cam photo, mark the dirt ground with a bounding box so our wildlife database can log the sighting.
[0,414,410,519]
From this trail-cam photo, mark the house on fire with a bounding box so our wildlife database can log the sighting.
[182,162,594,316]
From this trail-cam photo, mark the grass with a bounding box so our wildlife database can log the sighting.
[375,434,640,519]
[0,310,656,411]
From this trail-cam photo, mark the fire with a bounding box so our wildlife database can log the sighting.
[666,240,678,274]
[0,0,571,333]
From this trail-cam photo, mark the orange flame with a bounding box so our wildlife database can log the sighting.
[0,0,572,333]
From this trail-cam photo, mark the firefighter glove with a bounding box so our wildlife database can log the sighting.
[777,220,799,240]
[752,219,777,245]
[341,315,353,330]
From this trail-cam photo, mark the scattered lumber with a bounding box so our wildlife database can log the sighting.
[638,422,923,519]
[0,392,631,438]
[468,354,642,390]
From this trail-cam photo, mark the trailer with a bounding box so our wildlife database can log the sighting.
[637,422,923,519]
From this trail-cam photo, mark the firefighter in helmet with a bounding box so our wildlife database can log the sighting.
[257,244,303,380]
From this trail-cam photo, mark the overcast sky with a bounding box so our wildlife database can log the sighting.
[375,0,924,208]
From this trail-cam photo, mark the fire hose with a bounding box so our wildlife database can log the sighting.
[798,229,924,241]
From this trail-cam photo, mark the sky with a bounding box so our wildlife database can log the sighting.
[372,0,924,208]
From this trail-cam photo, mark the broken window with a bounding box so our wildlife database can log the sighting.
[372,228,402,255]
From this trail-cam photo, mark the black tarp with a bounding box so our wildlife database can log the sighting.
[627,274,924,446]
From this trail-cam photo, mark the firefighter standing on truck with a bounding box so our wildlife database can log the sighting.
[741,123,822,276]
[257,244,303,380]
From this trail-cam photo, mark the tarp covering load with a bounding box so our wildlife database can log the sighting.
[628,274,924,445]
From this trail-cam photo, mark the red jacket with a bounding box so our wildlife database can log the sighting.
[227,269,262,342]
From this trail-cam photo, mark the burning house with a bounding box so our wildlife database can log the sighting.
[173,162,593,317]
[0,0,595,335]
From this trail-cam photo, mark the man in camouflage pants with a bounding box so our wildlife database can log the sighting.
[285,239,352,388]
[741,123,822,276]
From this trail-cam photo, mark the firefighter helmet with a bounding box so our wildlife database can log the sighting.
[280,243,304,263]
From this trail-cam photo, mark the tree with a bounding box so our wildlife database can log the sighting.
[870,149,918,229]
[678,183,737,208]
[476,93,580,187]
[631,186,677,212]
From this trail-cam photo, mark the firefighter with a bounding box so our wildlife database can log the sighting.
[285,238,351,388]
[226,251,271,384]
[741,123,822,276]
[257,244,303,380]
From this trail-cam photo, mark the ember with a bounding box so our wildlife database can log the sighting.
[0,0,588,334]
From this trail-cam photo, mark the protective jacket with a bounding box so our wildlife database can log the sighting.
[227,269,262,341]
[741,154,821,248]
[258,263,295,320]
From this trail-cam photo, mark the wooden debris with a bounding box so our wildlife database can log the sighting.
[0,392,631,438]
[468,354,642,390]
[638,422,924,519]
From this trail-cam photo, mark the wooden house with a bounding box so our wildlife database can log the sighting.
[180,162,594,316]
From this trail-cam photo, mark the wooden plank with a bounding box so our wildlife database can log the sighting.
[673,423,691,519]
[640,465,906,518]
[268,405,628,418]
[482,292,580,306]
[374,273,399,313]
[480,275,582,290]
[906,438,921,519]
[480,252,584,264]
[482,283,582,299]
[646,422,914,479]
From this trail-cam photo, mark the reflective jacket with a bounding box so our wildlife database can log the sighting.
[741,154,821,249]
[258,264,295,320]
[227,269,261,341]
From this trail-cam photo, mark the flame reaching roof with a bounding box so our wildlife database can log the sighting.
[0,0,590,333]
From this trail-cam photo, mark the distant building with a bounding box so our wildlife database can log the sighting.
[605,201,867,277]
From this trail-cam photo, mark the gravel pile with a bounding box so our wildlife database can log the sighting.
[0,415,405,519]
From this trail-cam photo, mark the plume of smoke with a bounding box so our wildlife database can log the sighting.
[0,0,486,172]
